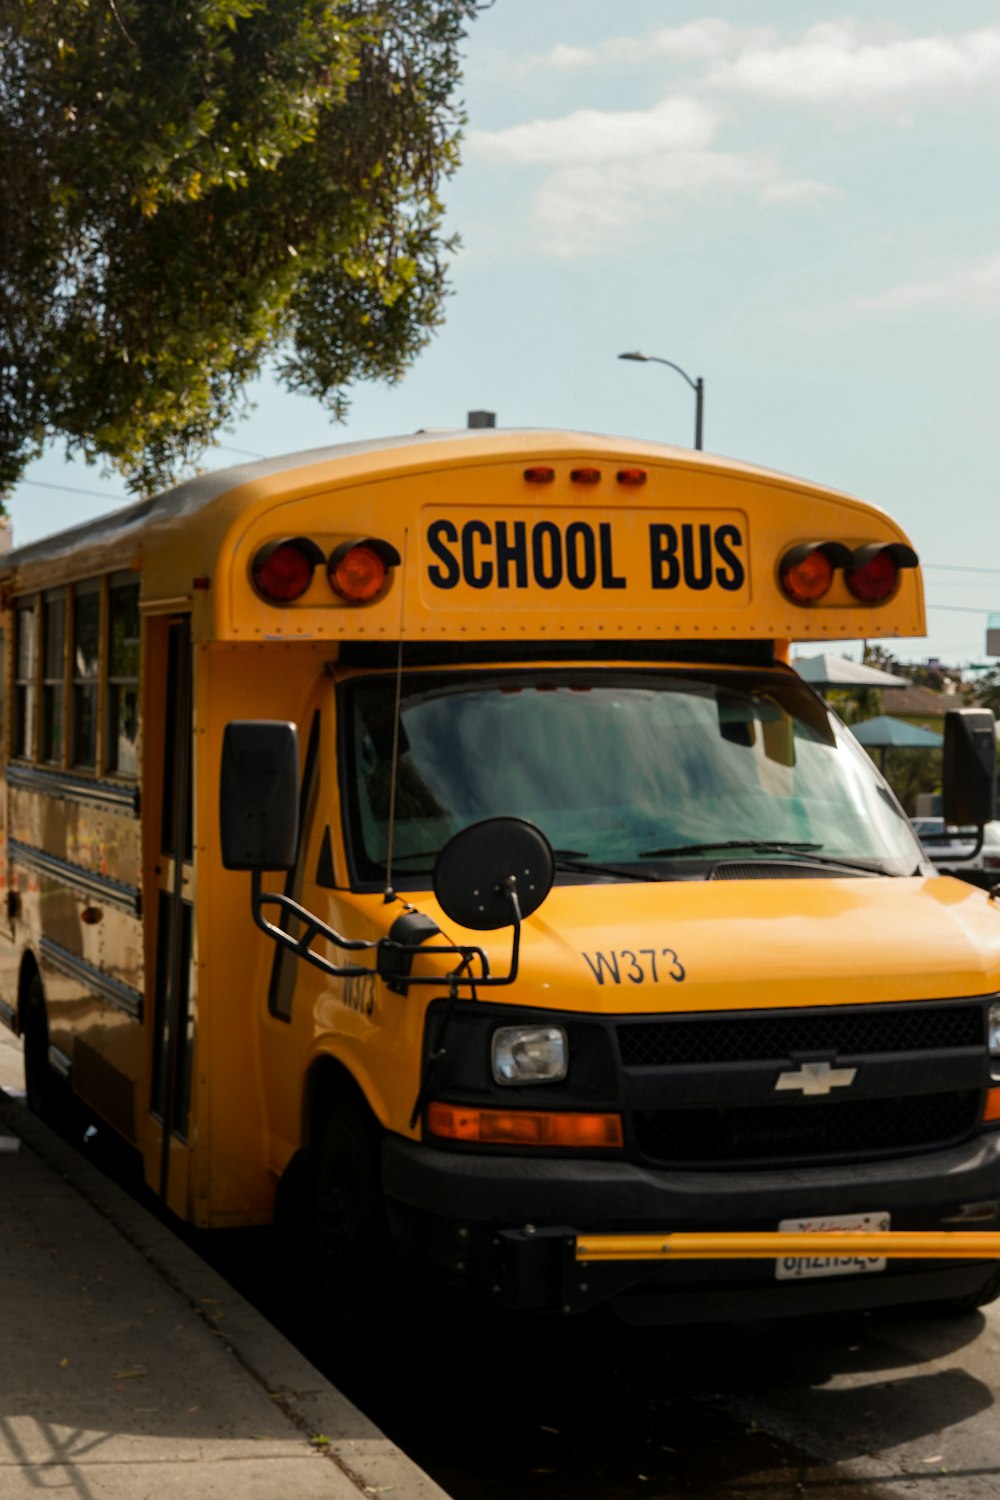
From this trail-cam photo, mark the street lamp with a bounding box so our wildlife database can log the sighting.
[618,351,704,450]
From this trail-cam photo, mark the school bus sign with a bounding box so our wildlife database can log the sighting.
[421,508,749,604]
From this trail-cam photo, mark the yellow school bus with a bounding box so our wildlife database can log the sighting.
[3,427,1000,1324]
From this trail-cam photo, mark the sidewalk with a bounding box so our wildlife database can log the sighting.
[0,1028,450,1500]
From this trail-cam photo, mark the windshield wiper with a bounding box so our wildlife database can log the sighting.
[640,839,822,857]
[554,852,663,883]
[638,839,884,874]
[383,848,667,882]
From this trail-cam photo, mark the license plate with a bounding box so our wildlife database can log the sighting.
[775,1211,890,1280]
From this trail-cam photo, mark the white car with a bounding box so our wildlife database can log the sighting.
[910,816,1000,872]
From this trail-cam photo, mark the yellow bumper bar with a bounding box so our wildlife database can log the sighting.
[575,1231,1000,1262]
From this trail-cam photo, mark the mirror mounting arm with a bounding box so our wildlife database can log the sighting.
[251,873,377,977]
[250,873,516,987]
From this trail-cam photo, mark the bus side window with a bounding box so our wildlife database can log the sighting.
[14,598,36,761]
[72,582,101,769]
[41,589,67,765]
[107,577,140,776]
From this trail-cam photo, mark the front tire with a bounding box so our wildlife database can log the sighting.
[311,1102,394,1328]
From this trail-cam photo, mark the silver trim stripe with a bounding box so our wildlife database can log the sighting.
[40,937,143,1022]
[10,840,141,915]
[48,1044,72,1080]
[6,763,139,816]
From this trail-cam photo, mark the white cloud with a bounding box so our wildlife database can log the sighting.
[528,21,763,71]
[857,254,1000,310]
[524,20,1000,114]
[468,98,718,167]
[531,154,833,257]
[470,19,1000,258]
[707,22,1000,106]
[469,95,833,256]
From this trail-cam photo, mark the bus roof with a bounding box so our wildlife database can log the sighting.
[1,429,887,571]
[1,429,925,648]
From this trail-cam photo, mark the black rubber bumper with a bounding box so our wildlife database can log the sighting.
[381,1132,1000,1318]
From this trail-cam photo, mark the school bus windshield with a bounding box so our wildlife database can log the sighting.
[342,668,924,885]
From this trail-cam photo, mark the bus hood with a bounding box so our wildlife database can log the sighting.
[423,875,1000,1014]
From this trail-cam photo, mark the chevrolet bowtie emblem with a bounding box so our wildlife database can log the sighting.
[774,1061,858,1096]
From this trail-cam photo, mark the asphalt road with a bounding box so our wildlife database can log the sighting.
[298,1278,998,1500]
[2,1023,997,1498]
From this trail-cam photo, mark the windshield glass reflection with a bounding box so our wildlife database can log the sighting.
[342,669,923,884]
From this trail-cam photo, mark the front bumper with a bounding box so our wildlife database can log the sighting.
[382,1130,1000,1319]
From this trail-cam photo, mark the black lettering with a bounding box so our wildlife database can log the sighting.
[565,522,597,589]
[426,519,460,589]
[532,522,563,589]
[621,948,644,984]
[461,520,493,589]
[495,520,528,589]
[649,524,680,589]
[599,523,626,589]
[714,524,746,592]
[342,971,376,1015]
[640,947,659,982]
[582,951,621,985]
[663,948,686,982]
[682,523,714,591]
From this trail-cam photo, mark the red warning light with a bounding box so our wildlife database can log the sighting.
[251,540,319,603]
[845,545,913,603]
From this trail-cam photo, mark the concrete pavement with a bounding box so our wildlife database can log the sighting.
[0,1026,450,1500]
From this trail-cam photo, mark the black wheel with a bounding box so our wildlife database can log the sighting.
[311,1102,394,1328]
[22,974,73,1129]
[23,973,53,1117]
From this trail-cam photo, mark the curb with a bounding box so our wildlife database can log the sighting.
[0,1090,451,1500]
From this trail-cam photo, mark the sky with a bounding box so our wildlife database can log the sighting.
[8,1,1000,669]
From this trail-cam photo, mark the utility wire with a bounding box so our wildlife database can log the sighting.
[16,478,129,501]
[927,604,998,615]
[925,563,1000,576]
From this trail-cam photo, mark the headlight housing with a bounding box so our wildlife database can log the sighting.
[989,1001,1000,1079]
[492,1025,568,1085]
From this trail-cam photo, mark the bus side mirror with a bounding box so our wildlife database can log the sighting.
[220,721,300,871]
[433,817,554,930]
[942,708,997,828]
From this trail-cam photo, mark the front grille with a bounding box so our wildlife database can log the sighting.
[618,1003,986,1069]
[635,1090,981,1167]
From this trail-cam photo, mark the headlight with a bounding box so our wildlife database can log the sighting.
[989,1001,1000,1074]
[492,1025,568,1085]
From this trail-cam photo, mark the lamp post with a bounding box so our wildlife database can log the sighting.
[618,351,704,450]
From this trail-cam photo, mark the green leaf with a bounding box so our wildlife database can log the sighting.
[0,0,490,500]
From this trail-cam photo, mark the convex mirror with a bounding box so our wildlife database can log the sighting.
[433,817,554,931]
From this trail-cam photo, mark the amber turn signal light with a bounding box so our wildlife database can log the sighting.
[777,542,851,604]
[327,537,401,604]
[427,1101,624,1148]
